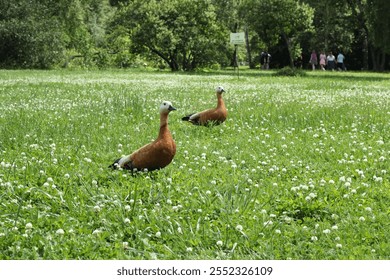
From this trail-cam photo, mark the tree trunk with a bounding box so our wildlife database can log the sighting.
[282,33,295,68]
[362,32,369,70]
[370,47,386,72]
[245,28,253,68]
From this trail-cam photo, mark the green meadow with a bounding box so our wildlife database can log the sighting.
[0,69,389,260]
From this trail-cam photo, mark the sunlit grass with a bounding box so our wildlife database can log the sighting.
[0,69,389,259]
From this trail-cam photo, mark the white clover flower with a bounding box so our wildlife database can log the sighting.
[311,236,318,241]
[186,247,193,252]
[43,182,50,187]
[323,229,331,234]
[236,225,243,231]
[122,242,129,248]
[275,229,281,234]
[155,231,161,238]
[332,225,338,230]
[365,207,372,212]
[336,243,343,249]
[124,218,130,224]
[64,173,70,179]
[264,220,273,226]
[92,229,101,235]
[25,223,33,229]
[309,193,317,198]
[94,205,101,212]
[125,205,131,211]
[359,216,365,222]
[56,229,65,235]
[216,240,223,246]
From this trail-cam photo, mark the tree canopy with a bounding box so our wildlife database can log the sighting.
[0,0,389,71]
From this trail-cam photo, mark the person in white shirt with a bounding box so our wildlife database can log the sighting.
[327,52,336,71]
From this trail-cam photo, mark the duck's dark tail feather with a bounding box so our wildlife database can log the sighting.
[108,158,121,169]
[182,113,194,121]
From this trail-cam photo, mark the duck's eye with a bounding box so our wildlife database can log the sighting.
[163,102,166,106]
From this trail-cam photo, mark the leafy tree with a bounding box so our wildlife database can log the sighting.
[362,0,390,71]
[241,0,314,68]
[0,1,65,68]
[112,0,228,71]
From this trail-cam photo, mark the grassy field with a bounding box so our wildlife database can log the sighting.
[0,69,389,260]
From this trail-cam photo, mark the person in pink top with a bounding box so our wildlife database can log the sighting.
[309,50,318,70]
[319,51,327,70]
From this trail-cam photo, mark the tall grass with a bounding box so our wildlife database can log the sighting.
[0,69,389,259]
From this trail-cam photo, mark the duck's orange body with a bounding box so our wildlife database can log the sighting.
[110,101,176,172]
[182,86,227,126]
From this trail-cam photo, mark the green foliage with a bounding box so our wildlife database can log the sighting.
[0,1,65,68]
[0,0,388,70]
[112,0,228,71]
[242,0,314,67]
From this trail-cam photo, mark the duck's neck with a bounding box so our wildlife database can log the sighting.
[217,93,225,108]
[158,113,170,139]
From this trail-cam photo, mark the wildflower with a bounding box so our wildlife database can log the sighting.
[125,205,131,211]
[332,225,338,230]
[186,247,193,252]
[323,229,331,234]
[25,223,33,230]
[216,240,223,246]
[155,231,161,238]
[92,229,101,235]
[56,229,65,235]
[311,236,318,241]
[336,244,343,249]
[359,216,365,222]
[122,242,129,249]
[94,205,101,212]
[236,225,243,231]
[124,218,130,224]
[275,229,281,234]
[64,173,70,179]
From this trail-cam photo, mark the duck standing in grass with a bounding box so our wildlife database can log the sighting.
[110,101,176,172]
[182,86,227,126]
